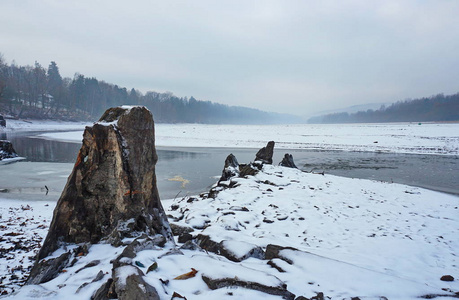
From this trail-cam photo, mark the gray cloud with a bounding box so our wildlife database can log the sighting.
[1,0,458,116]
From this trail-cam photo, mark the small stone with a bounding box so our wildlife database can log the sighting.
[440,275,454,282]
[178,233,193,244]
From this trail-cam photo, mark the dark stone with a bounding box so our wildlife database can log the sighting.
[255,141,275,164]
[93,270,105,282]
[239,164,259,177]
[195,234,221,254]
[91,278,114,300]
[219,240,265,262]
[75,260,101,273]
[267,260,286,273]
[202,274,295,300]
[169,223,194,236]
[265,244,299,264]
[28,106,174,284]
[178,233,193,244]
[26,252,70,284]
[112,265,160,300]
[180,240,200,251]
[113,235,166,269]
[219,154,240,183]
[440,275,455,282]
[279,154,297,168]
[0,140,18,160]
[194,235,264,262]
[311,293,324,300]
[0,116,5,127]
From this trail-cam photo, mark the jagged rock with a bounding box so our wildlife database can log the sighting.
[28,106,174,284]
[91,278,114,300]
[0,116,6,127]
[26,252,70,285]
[280,154,297,168]
[255,141,275,164]
[112,265,160,300]
[195,234,220,254]
[239,163,260,177]
[219,153,240,183]
[202,274,295,300]
[0,140,18,160]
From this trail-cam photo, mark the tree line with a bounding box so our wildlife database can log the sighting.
[0,54,300,124]
[308,93,459,123]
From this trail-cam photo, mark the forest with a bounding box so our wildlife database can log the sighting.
[308,93,459,123]
[0,55,300,124]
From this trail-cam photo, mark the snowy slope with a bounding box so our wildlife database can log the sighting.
[2,165,458,299]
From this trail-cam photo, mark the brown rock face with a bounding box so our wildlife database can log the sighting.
[37,106,173,260]
[255,141,275,164]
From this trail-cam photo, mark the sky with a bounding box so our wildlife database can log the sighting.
[1,0,458,116]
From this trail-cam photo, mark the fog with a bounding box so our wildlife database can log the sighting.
[1,0,458,116]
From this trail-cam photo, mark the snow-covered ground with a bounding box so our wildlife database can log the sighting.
[2,165,458,299]
[1,119,90,133]
[34,122,459,155]
[1,119,458,298]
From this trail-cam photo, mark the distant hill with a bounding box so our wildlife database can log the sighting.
[308,93,459,123]
[0,55,302,124]
[309,102,393,119]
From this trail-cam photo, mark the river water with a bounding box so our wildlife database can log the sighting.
[1,131,458,201]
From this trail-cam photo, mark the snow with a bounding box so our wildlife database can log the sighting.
[1,119,458,298]
[1,119,89,133]
[32,122,459,155]
[3,164,458,299]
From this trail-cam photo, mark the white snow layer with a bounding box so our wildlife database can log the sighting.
[33,122,459,155]
[2,164,458,299]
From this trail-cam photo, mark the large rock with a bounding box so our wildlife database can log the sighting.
[0,140,18,160]
[218,153,240,183]
[279,153,297,168]
[28,106,173,284]
[255,141,275,164]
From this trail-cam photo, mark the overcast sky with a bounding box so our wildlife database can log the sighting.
[1,1,458,116]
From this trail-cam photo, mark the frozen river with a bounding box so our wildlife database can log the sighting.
[1,131,458,201]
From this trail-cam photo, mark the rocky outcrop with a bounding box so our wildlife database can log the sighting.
[280,153,297,168]
[218,153,240,183]
[27,106,173,286]
[0,140,18,160]
[255,141,275,164]
[210,142,277,198]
